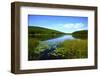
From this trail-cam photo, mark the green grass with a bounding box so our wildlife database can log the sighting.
[52,39,88,59]
[28,38,51,60]
[28,39,88,60]
[28,38,40,60]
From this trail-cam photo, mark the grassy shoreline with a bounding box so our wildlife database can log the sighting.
[28,39,88,60]
[52,39,88,59]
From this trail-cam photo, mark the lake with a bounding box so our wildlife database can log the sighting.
[43,35,75,47]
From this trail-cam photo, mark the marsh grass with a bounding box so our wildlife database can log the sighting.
[28,38,51,60]
[52,39,88,59]
[28,38,88,60]
[28,38,40,60]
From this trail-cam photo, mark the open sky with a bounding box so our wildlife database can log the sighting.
[28,15,88,33]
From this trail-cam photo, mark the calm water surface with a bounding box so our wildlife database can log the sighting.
[43,35,75,46]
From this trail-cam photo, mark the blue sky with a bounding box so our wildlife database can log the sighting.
[28,15,88,33]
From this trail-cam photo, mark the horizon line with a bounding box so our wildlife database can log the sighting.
[28,25,88,33]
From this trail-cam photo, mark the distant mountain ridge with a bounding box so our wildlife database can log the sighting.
[72,30,88,34]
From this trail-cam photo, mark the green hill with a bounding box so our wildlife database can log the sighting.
[28,26,66,40]
[72,30,88,39]
[28,26,65,34]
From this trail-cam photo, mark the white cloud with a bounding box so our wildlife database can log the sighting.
[63,23,85,29]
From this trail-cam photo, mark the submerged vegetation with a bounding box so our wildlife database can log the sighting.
[28,26,88,60]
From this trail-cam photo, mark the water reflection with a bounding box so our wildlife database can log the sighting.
[43,35,75,46]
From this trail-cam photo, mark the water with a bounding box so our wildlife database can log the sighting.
[43,35,75,46]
